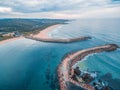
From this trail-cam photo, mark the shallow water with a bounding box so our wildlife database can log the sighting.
[0,19,120,90]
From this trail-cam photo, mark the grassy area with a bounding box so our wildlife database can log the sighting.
[22,23,59,36]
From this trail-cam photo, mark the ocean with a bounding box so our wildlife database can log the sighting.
[0,19,120,90]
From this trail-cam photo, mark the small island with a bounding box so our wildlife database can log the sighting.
[57,44,119,90]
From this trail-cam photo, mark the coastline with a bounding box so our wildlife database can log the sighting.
[0,24,61,45]
[0,36,23,45]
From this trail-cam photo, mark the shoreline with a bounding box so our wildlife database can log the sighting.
[32,24,61,39]
[0,36,23,45]
[26,24,91,43]
[57,44,119,90]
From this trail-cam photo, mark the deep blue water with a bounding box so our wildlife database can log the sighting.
[0,19,120,90]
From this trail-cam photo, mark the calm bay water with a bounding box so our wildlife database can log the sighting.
[0,19,120,90]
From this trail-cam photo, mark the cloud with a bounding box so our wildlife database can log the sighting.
[78,6,120,18]
[0,7,12,13]
[0,0,120,18]
[0,0,117,12]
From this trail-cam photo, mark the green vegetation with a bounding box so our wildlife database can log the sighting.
[0,34,3,41]
[0,19,69,41]
[0,36,14,41]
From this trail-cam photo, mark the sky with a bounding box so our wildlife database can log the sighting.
[0,0,120,19]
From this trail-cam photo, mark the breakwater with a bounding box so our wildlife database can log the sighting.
[25,36,91,43]
[57,44,119,90]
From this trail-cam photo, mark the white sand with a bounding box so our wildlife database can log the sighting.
[33,24,61,39]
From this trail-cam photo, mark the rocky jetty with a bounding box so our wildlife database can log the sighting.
[57,44,119,90]
[25,36,91,43]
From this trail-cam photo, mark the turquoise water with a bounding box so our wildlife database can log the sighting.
[0,19,120,90]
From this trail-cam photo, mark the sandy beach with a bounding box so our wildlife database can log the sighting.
[0,37,23,45]
[33,24,61,39]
